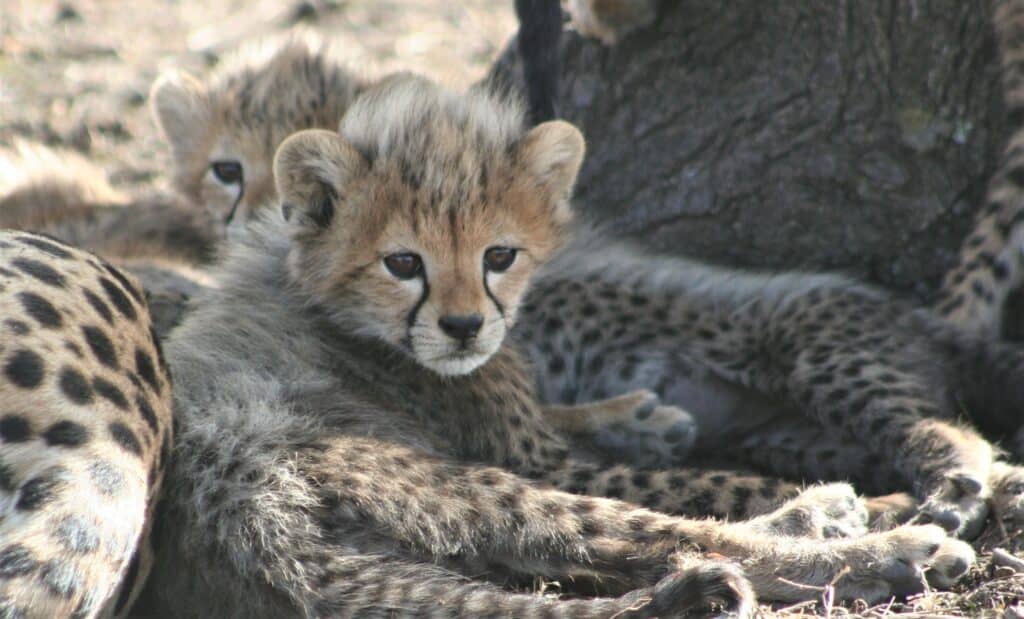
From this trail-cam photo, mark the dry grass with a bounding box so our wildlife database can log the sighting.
[1,1,1022,616]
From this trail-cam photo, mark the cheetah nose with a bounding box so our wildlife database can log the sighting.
[438,314,484,343]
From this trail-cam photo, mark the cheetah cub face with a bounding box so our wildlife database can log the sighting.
[274,78,585,375]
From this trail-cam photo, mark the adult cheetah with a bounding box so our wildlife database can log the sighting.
[0,231,172,617]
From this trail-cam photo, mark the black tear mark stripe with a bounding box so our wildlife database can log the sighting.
[404,271,431,344]
[482,272,506,318]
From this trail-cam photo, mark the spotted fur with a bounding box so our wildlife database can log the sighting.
[935,0,1024,338]
[135,74,978,617]
[0,230,172,618]
[147,32,1024,539]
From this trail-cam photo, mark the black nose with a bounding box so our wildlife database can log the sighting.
[438,314,484,342]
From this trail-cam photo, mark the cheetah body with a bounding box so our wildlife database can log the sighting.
[146,33,1024,538]
[0,231,172,618]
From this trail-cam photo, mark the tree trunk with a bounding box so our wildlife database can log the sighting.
[488,1,1005,298]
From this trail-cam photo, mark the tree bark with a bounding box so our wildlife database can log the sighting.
[488,1,1005,298]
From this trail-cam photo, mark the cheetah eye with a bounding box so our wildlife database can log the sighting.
[211,160,243,185]
[384,253,423,280]
[484,247,517,272]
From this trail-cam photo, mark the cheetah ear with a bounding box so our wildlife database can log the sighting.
[274,129,368,231]
[150,70,211,159]
[514,120,585,226]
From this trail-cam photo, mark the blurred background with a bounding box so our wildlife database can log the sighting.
[0,0,515,194]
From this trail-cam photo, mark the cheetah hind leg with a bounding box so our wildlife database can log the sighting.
[543,390,697,467]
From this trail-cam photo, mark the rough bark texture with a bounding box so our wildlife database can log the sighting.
[489,1,1006,298]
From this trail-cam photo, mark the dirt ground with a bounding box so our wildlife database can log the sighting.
[0,0,515,189]
[1,1,1023,617]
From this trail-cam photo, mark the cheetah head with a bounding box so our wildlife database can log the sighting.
[274,76,584,376]
[149,35,363,238]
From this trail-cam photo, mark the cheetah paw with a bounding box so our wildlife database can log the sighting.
[618,559,755,619]
[747,483,868,539]
[827,525,973,603]
[912,470,989,540]
[990,462,1024,533]
[591,391,698,468]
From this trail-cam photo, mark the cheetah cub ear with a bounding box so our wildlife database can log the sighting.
[273,129,369,231]
[150,70,212,158]
[514,120,585,226]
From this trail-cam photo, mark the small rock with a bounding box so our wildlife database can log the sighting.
[1004,604,1024,619]
[993,548,1024,573]
[66,122,92,153]
[54,2,81,23]
[994,565,1017,579]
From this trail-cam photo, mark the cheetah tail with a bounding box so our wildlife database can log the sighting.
[0,139,127,230]
[513,0,563,125]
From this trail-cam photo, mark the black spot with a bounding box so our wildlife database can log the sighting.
[59,367,93,405]
[0,458,15,491]
[4,349,44,389]
[11,258,65,287]
[56,515,100,554]
[43,421,90,447]
[759,477,781,499]
[88,460,123,496]
[547,356,565,374]
[0,545,37,577]
[731,486,754,517]
[83,288,114,324]
[632,472,651,489]
[688,489,718,514]
[604,485,624,499]
[103,263,144,304]
[135,348,159,392]
[16,235,72,259]
[99,278,136,321]
[93,377,129,410]
[82,326,117,368]
[0,416,31,443]
[17,468,67,511]
[40,559,81,598]
[17,292,61,328]
[1008,163,1024,188]
[5,320,29,335]
[869,417,890,434]
[109,422,141,456]
[520,437,535,454]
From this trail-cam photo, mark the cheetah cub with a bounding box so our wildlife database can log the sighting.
[0,231,172,617]
[139,74,973,617]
